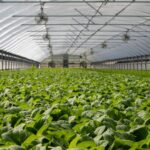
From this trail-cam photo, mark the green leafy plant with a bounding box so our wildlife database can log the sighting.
[0,69,149,149]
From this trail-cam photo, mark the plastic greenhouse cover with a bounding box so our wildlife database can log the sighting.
[0,0,150,62]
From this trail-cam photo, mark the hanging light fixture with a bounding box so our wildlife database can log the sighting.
[35,2,48,24]
[101,42,107,48]
[43,27,50,41]
[122,30,130,42]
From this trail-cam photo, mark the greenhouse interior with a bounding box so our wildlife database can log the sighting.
[0,0,150,150]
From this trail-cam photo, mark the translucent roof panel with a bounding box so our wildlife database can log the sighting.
[0,0,150,62]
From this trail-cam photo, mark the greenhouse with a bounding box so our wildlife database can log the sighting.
[0,0,150,150]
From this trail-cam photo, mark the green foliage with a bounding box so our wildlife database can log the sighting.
[0,68,150,149]
[88,69,150,78]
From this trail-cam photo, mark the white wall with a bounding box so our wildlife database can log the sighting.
[93,61,150,70]
[0,59,31,70]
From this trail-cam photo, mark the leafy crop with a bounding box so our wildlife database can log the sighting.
[88,69,150,78]
[0,69,150,150]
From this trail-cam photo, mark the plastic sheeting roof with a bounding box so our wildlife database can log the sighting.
[0,0,150,62]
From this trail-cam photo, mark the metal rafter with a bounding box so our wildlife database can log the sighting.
[12,14,150,18]
[0,0,150,62]
[91,18,150,54]
[71,1,135,54]
[1,1,150,3]
[66,2,104,53]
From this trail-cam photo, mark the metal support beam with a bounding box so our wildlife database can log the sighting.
[27,30,150,33]
[91,55,150,70]
[1,1,150,4]
[0,49,39,70]
[21,23,150,26]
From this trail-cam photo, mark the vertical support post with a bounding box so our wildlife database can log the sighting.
[110,60,112,69]
[2,52,4,70]
[132,57,135,70]
[11,56,12,70]
[124,61,126,70]
[145,56,147,71]
[8,56,10,70]
[137,57,138,70]
[127,58,129,70]
[129,58,131,70]
[5,55,7,69]
[16,60,18,69]
[141,56,143,71]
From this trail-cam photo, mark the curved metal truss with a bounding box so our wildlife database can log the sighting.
[0,0,150,62]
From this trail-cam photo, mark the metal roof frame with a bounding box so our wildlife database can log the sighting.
[0,0,149,62]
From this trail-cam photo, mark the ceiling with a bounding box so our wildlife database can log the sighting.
[0,0,150,62]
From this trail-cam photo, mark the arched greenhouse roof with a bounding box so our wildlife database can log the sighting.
[0,0,150,62]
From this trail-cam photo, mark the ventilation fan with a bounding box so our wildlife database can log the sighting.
[35,2,48,24]
[122,33,130,42]
[101,42,107,48]
[122,30,130,42]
